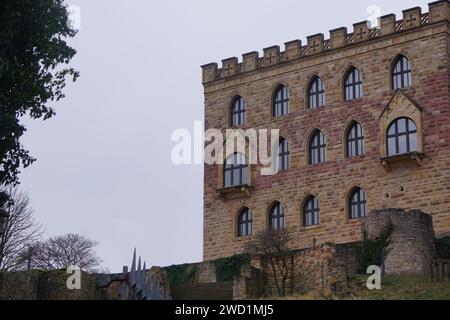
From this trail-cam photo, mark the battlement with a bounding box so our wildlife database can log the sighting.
[201,0,450,84]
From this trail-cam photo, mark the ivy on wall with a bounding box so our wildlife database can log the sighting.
[164,254,251,285]
[214,254,251,283]
[357,223,395,274]
[164,264,198,286]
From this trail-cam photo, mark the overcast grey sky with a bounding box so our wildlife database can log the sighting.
[19,0,430,272]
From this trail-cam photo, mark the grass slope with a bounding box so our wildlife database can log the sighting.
[273,276,450,300]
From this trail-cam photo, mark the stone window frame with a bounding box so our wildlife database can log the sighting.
[223,152,249,188]
[301,195,321,228]
[307,129,327,165]
[267,201,286,231]
[344,120,366,158]
[307,75,325,109]
[347,187,368,220]
[386,117,418,157]
[217,133,254,192]
[236,207,253,238]
[343,66,363,102]
[391,54,412,91]
[229,95,246,128]
[277,136,291,172]
[379,92,424,161]
[272,84,290,118]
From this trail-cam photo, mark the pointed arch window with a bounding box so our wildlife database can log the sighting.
[303,196,320,227]
[309,130,326,165]
[277,137,290,172]
[230,96,246,127]
[224,153,248,188]
[346,122,365,157]
[308,76,325,109]
[349,188,367,219]
[273,85,289,117]
[237,207,253,237]
[269,202,285,231]
[387,117,418,156]
[392,55,411,90]
[344,67,362,101]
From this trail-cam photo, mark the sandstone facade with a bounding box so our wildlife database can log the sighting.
[202,1,450,261]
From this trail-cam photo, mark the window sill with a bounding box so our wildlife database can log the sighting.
[307,161,327,167]
[300,224,321,232]
[218,185,253,200]
[342,97,364,104]
[346,217,365,224]
[346,154,366,161]
[234,235,253,242]
[380,152,425,172]
[306,105,326,112]
[272,114,290,120]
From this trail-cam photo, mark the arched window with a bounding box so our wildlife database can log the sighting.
[224,153,248,188]
[269,202,285,231]
[387,117,418,156]
[344,67,362,101]
[346,122,365,157]
[309,130,326,165]
[303,196,320,227]
[308,76,325,109]
[349,188,367,220]
[273,85,289,117]
[237,207,253,237]
[277,137,290,172]
[392,55,411,90]
[230,96,246,127]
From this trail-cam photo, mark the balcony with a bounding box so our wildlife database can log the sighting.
[380,152,425,172]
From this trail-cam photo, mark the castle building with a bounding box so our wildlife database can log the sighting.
[201,1,450,262]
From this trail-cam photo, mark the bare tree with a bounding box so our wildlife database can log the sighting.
[0,187,42,271]
[30,233,101,272]
[245,228,293,297]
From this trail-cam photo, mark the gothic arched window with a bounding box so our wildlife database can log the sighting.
[392,55,412,90]
[387,117,418,156]
[344,67,362,101]
[269,202,285,231]
[237,207,253,237]
[303,196,320,227]
[349,188,367,219]
[309,130,326,165]
[308,76,325,109]
[273,85,289,117]
[346,122,365,157]
[224,153,248,188]
[230,96,246,127]
[278,137,290,172]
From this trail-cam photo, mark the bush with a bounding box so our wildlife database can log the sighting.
[214,254,251,282]
[164,264,198,285]
[357,223,394,274]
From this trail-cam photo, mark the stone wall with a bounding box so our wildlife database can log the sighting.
[232,265,263,300]
[0,270,104,300]
[258,243,350,297]
[364,209,436,276]
[196,261,217,283]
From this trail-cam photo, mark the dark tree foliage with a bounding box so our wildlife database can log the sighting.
[357,223,395,274]
[0,0,79,191]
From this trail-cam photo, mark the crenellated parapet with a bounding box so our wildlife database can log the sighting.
[202,1,450,84]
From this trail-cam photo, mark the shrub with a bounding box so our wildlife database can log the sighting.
[357,223,395,274]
